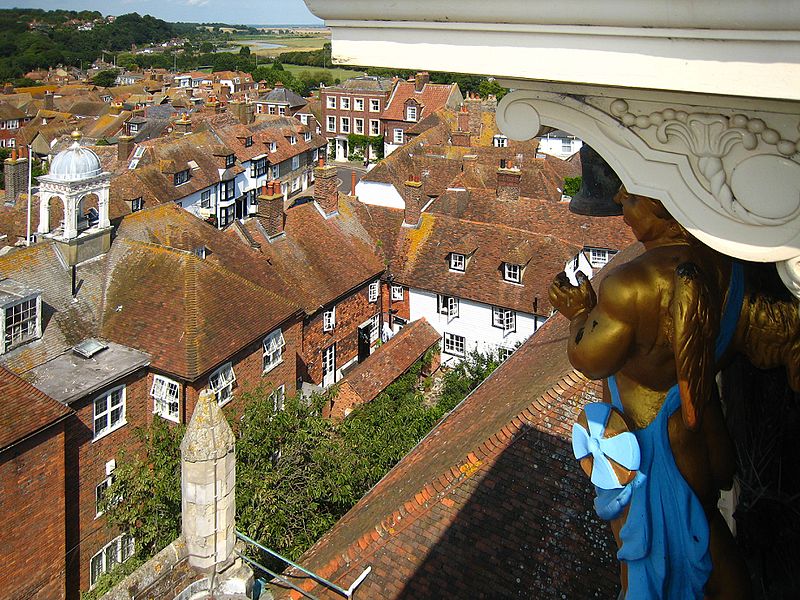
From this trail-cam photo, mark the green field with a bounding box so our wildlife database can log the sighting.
[229,35,330,58]
[280,63,365,82]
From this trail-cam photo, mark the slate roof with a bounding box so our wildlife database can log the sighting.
[238,194,385,314]
[276,294,622,599]
[256,84,308,109]
[340,318,440,404]
[328,76,395,93]
[0,366,72,451]
[104,205,302,380]
[382,81,460,122]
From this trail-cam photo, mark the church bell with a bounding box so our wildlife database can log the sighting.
[569,144,623,216]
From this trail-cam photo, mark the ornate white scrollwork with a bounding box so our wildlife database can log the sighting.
[777,256,800,302]
[609,100,800,226]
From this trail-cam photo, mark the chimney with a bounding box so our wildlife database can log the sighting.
[44,90,54,110]
[464,93,482,137]
[174,113,192,135]
[117,135,134,161]
[452,107,471,147]
[403,175,423,228]
[4,149,28,205]
[414,71,430,92]
[110,101,124,116]
[243,102,255,125]
[313,158,339,217]
[351,171,357,197]
[497,161,521,202]
[457,104,469,132]
[258,181,285,238]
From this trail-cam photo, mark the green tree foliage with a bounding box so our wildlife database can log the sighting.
[563,176,583,197]
[92,68,118,88]
[199,41,214,54]
[478,78,508,100]
[101,349,500,580]
[239,44,251,56]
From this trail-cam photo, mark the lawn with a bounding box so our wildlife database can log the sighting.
[280,63,365,82]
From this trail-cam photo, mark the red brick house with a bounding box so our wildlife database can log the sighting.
[0,102,30,148]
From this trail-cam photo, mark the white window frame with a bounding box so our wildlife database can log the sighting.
[2,294,41,354]
[93,385,126,440]
[262,329,285,374]
[326,95,336,109]
[406,105,417,121]
[269,141,278,153]
[270,384,285,413]
[291,155,300,170]
[209,362,236,406]
[437,294,459,319]
[90,534,134,588]
[443,332,465,357]
[95,474,114,517]
[391,285,404,301]
[326,116,336,132]
[354,117,364,134]
[366,313,380,344]
[449,253,465,272]
[368,281,379,303]
[304,131,312,142]
[498,347,514,362]
[370,98,380,112]
[289,135,297,145]
[370,119,380,136]
[493,135,508,148]
[503,262,521,283]
[271,165,280,179]
[354,98,364,111]
[131,197,143,212]
[589,248,611,268]
[393,128,403,144]
[492,306,516,333]
[340,117,350,133]
[151,375,180,422]
[323,307,336,332]
[341,96,351,110]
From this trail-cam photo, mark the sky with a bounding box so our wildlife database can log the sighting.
[0,0,324,25]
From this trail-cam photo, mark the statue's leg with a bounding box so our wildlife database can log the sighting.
[703,510,751,599]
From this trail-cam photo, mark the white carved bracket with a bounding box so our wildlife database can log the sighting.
[496,88,800,298]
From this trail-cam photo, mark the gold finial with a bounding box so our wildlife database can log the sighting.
[71,129,82,141]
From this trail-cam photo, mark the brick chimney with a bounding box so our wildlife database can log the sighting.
[4,149,28,205]
[110,101,124,116]
[117,135,134,161]
[243,102,255,125]
[414,71,430,92]
[258,181,285,238]
[452,105,472,147]
[314,158,339,217]
[496,160,521,202]
[403,175,423,228]
[229,99,243,122]
[464,93,482,137]
[174,113,192,135]
[44,91,54,110]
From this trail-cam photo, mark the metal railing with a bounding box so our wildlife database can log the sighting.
[235,530,371,600]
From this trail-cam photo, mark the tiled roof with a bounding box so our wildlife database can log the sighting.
[256,84,308,108]
[383,81,459,122]
[0,366,72,450]
[0,102,25,121]
[238,195,385,314]
[390,212,580,314]
[104,205,302,379]
[328,76,395,93]
[277,303,619,599]
[341,318,440,404]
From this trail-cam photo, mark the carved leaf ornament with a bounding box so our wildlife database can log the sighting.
[572,402,640,490]
[610,100,800,226]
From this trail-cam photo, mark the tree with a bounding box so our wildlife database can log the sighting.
[563,176,582,197]
[478,78,508,100]
[199,41,214,54]
[92,68,118,88]
[239,44,250,56]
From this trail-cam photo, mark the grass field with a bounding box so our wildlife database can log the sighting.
[229,34,330,58]
[280,63,365,82]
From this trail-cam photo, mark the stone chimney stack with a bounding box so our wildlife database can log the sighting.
[180,389,236,572]
[403,175,423,228]
[496,160,522,202]
[258,181,285,238]
[243,102,255,125]
[451,105,472,147]
[314,158,339,217]
[4,148,28,205]
[117,135,134,161]
[174,113,192,135]
[414,71,430,92]
[464,93,482,137]
[44,91,54,111]
[229,99,243,123]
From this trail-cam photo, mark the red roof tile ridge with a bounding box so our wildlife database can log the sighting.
[183,255,200,378]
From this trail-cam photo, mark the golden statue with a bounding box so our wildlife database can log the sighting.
[549,188,799,599]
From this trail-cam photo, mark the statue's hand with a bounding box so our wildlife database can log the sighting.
[549,271,597,319]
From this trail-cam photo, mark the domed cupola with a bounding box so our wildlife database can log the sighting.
[48,130,103,182]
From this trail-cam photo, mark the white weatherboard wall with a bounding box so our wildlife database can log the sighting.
[408,288,545,366]
[354,180,405,208]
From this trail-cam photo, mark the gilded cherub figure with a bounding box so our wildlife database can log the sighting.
[550,188,799,598]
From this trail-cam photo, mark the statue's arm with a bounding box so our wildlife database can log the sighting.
[550,272,637,380]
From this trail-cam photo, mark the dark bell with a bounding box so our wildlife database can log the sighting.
[569,144,623,216]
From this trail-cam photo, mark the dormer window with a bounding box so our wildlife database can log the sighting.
[289,135,297,145]
[244,136,253,147]
[493,135,508,148]
[225,154,235,168]
[406,105,417,121]
[503,262,521,283]
[304,131,312,142]
[131,197,143,212]
[1,285,41,354]
[174,169,190,186]
[449,253,465,272]
[269,141,277,153]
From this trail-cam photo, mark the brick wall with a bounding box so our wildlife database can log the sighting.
[0,423,67,600]
[382,281,410,325]
[321,90,390,140]
[302,280,381,385]
[184,315,302,421]
[64,369,149,598]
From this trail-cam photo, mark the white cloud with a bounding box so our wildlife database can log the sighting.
[185,0,210,6]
